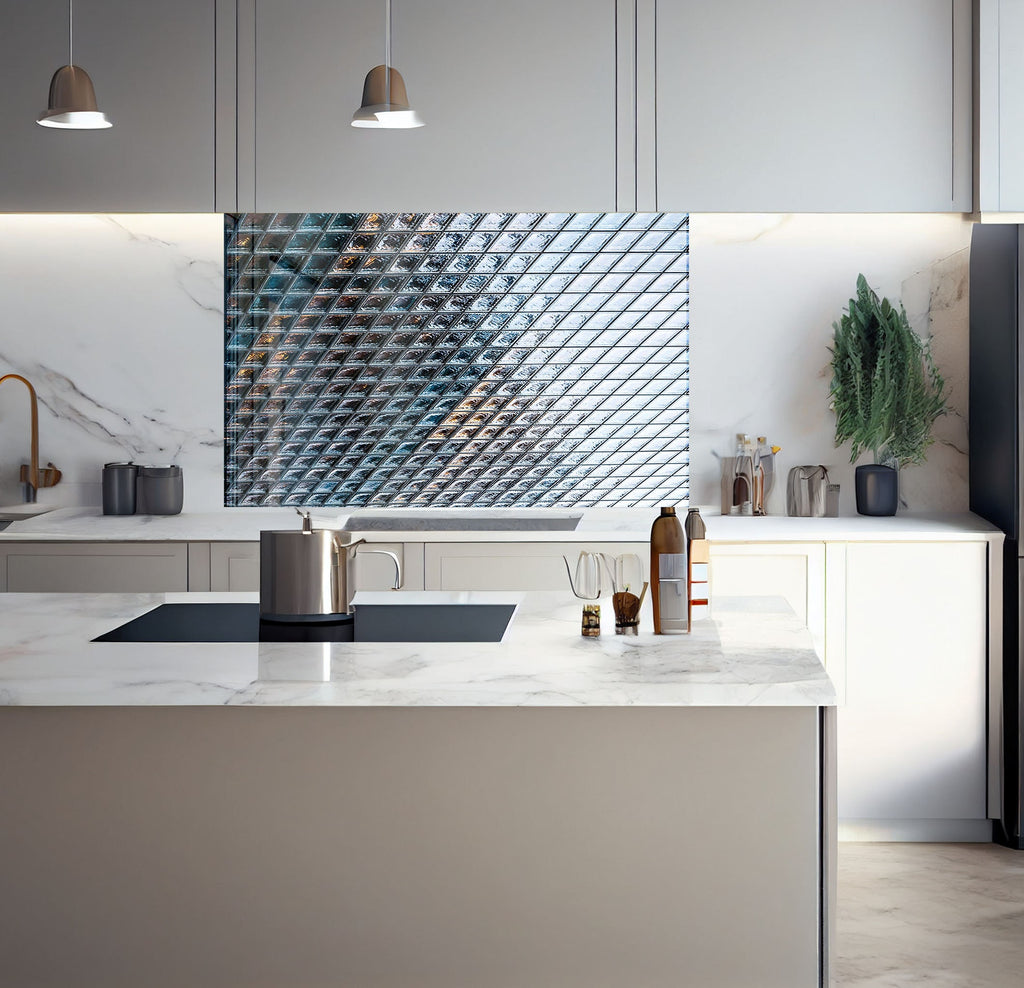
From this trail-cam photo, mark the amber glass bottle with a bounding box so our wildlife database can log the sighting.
[651,505,687,634]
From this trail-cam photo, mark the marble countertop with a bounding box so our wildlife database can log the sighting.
[0,591,835,708]
[0,505,1003,544]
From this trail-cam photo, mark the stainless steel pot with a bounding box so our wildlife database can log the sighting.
[259,511,401,620]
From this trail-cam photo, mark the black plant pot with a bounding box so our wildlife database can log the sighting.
[855,464,898,516]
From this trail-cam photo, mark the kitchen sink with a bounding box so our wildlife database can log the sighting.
[94,601,517,644]
[340,510,582,532]
[0,503,57,522]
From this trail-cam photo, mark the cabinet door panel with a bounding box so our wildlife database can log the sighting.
[708,543,825,655]
[838,541,987,822]
[657,0,967,211]
[4,544,188,593]
[997,0,1024,208]
[424,542,647,591]
[252,0,616,211]
[0,0,215,211]
[210,543,260,592]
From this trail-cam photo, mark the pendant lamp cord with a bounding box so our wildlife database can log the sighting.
[384,0,391,107]
[69,0,74,66]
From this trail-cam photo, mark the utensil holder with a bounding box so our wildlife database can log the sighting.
[612,591,641,635]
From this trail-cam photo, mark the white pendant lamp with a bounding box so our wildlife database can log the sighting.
[37,0,112,130]
[351,0,423,129]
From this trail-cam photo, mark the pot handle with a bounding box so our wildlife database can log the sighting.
[355,548,403,591]
[335,536,366,554]
[334,537,403,591]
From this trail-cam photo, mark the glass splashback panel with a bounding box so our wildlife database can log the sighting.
[225,212,688,508]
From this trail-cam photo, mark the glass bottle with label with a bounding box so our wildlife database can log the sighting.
[651,505,687,634]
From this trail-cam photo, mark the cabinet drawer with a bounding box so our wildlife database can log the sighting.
[3,543,188,593]
[207,541,425,592]
[424,543,647,592]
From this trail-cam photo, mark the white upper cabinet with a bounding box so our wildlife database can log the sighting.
[0,1,976,213]
[653,0,972,212]
[244,0,618,212]
[978,0,1024,212]
[0,0,216,212]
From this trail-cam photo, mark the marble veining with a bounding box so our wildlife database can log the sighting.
[0,214,224,510]
[0,591,835,707]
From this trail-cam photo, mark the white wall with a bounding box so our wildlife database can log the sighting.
[0,212,972,514]
[689,213,973,514]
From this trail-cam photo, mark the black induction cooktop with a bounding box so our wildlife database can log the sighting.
[93,602,516,644]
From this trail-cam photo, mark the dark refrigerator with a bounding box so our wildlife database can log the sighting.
[970,222,1024,848]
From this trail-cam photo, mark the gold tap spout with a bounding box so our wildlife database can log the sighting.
[0,373,61,503]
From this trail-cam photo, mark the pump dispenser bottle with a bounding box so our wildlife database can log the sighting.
[651,505,687,634]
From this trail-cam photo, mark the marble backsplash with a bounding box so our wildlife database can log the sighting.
[0,214,224,510]
[688,213,974,515]
[0,212,974,515]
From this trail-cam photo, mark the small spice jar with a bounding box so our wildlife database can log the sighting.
[581,604,601,637]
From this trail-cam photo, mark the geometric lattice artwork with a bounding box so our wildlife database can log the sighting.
[225,212,689,508]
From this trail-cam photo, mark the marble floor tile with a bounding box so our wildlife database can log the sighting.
[837,843,1024,987]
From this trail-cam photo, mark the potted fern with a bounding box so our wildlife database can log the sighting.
[829,274,946,515]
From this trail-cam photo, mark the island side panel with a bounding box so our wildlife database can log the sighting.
[0,706,823,988]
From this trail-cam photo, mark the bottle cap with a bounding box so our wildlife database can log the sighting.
[660,505,676,515]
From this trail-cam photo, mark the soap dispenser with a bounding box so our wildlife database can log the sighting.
[651,505,687,634]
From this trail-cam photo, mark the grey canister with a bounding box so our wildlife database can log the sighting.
[136,465,184,515]
[854,464,898,516]
[102,462,137,515]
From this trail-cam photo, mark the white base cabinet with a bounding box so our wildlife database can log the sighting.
[707,538,991,841]
[708,543,826,657]
[835,541,989,841]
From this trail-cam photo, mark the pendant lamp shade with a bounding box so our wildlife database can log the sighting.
[351,65,424,129]
[351,0,423,129]
[37,0,111,130]
[37,64,111,129]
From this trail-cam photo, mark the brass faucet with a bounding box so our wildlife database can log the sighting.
[0,374,62,503]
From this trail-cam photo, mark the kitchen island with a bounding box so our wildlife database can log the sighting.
[0,591,836,988]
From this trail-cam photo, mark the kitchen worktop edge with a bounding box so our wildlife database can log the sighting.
[0,591,835,709]
[0,507,1004,544]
